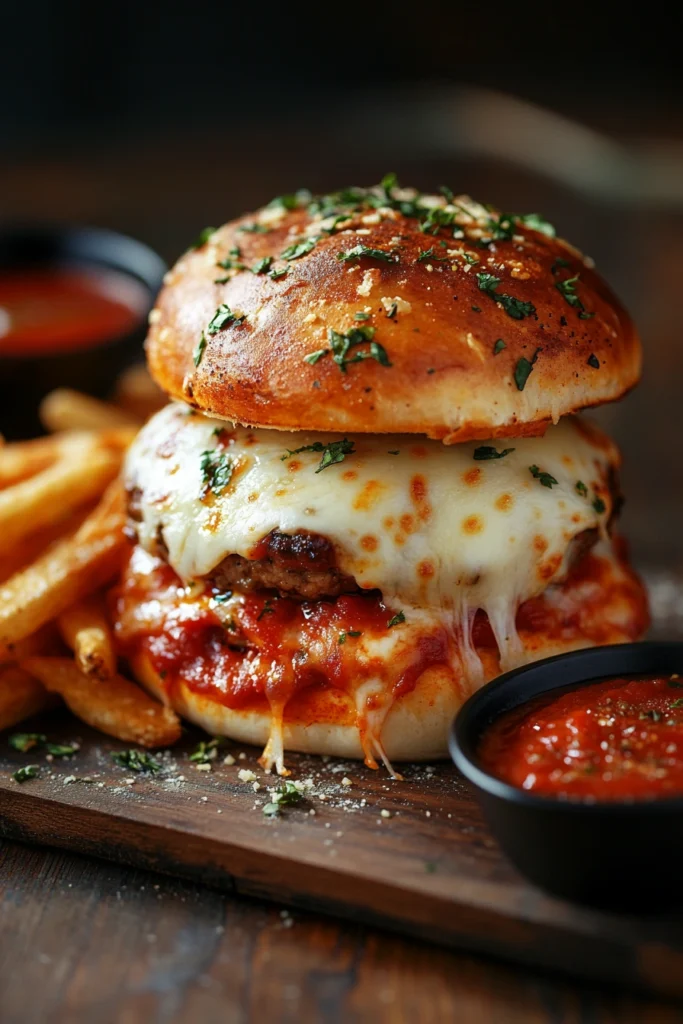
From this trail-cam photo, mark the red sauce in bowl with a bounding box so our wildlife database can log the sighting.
[478,674,683,801]
[0,267,148,355]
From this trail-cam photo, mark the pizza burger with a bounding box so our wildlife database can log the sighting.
[113,179,648,774]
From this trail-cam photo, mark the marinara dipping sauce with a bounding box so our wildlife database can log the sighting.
[0,267,149,355]
[478,674,683,802]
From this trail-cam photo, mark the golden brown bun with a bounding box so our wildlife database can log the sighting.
[147,187,641,442]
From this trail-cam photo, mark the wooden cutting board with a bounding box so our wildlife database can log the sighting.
[2,709,683,1001]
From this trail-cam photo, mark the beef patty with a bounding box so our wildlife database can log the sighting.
[127,481,613,602]
[127,487,360,599]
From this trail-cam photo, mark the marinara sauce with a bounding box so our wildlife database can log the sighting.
[0,267,147,355]
[479,674,683,801]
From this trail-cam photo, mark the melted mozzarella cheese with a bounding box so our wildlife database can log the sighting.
[126,403,618,676]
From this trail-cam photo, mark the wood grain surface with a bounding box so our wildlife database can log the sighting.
[3,711,683,1004]
[2,838,683,1024]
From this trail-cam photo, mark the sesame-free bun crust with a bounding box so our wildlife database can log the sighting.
[147,189,641,442]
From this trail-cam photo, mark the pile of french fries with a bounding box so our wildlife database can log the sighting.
[0,367,182,750]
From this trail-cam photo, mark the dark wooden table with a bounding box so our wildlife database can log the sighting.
[3,96,683,1021]
[4,838,683,1024]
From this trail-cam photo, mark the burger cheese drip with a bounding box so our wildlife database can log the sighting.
[112,547,455,773]
[118,402,633,770]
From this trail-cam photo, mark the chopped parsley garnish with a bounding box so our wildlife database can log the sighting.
[387,611,406,628]
[199,449,234,497]
[257,600,275,621]
[417,247,445,263]
[216,255,246,271]
[305,325,391,374]
[387,449,400,455]
[529,465,558,489]
[111,751,162,773]
[268,266,289,280]
[555,275,594,319]
[9,733,46,752]
[592,496,606,515]
[381,171,399,198]
[575,480,588,498]
[476,272,536,320]
[238,222,270,234]
[551,256,571,276]
[46,744,77,757]
[190,226,216,249]
[641,709,663,722]
[337,244,397,263]
[485,212,516,241]
[514,349,541,391]
[9,734,76,757]
[669,678,683,689]
[189,738,222,763]
[338,630,362,645]
[587,353,600,369]
[12,765,39,783]
[516,213,556,237]
[493,339,506,355]
[281,438,356,473]
[303,349,328,365]
[251,256,273,274]
[193,332,207,367]
[263,780,305,816]
[671,698,683,709]
[354,311,370,320]
[420,206,460,235]
[207,304,244,334]
[473,446,515,460]
[471,305,481,313]
[385,302,398,318]
[268,190,311,211]
[280,236,318,261]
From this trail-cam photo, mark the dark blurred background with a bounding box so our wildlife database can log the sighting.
[2,0,683,617]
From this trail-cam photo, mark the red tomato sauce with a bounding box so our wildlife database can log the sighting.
[111,549,450,719]
[479,675,683,801]
[0,268,148,355]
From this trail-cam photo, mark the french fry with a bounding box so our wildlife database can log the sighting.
[0,503,94,584]
[0,665,55,732]
[0,623,61,666]
[22,657,181,747]
[0,482,127,655]
[0,434,63,489]
[113,364,166,421]
[40,388,141,433]
[0,434,121,550]
[58,596,117,680]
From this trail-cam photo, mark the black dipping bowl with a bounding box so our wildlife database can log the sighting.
[0,225,166,438]
[450,643,683,911]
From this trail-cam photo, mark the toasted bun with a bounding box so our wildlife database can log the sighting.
[147,186,641,442]
[133,653,462,762]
